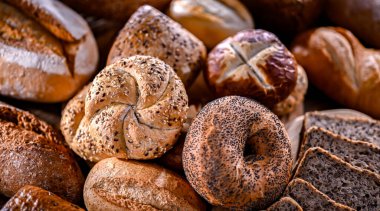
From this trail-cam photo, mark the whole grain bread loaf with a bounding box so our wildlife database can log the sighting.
[284,178,354,211]
[303,112,380,147]
[266,197,303,211]
[300,127,380,174]
[294,147,380,210]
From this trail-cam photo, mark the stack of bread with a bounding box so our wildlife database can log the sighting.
[0,0,379,210]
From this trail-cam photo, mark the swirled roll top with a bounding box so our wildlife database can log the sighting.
[61,56,188,162]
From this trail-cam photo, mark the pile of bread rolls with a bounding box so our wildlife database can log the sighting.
[0,0,379,210]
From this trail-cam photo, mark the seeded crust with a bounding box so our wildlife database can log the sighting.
[107,5,207,88]
[294,147,380,210]
[0,104,84,203]
[84,158,206,211]
[300,127,380,174]
[0,1,98,102]
[266,197,302,211]
[183,96,292,209]
[285,178,354,211]
[61,56,188,162]
[303,112,380,147]
[2,185,84,211]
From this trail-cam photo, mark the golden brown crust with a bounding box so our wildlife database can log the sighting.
[168,0,254,49]
[292,27,380,118]
[183,96,292,209]
[0,1,98,102]
[206,29,298,107]
[0,104,84,203]
[61,56,188,162]
[2,185,84,211]
[84,158,206,211]
[107,5,206,88]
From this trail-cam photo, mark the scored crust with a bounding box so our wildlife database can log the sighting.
[61,56,188,162]
[183,96,292,209]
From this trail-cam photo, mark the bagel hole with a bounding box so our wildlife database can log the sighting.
[243,136,264,163]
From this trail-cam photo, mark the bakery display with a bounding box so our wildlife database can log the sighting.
[61,56,188,162]
[206,29,298,107]
[0,1,379,210]
[183,96,292,209]
[84,157,206,211]
[1,186,84,211]
[168,0,254,49]
[107,5,206,88]
[326,0,380,48]
[0,0,98,102]
[292,27,380,118]
[0,104,84,203]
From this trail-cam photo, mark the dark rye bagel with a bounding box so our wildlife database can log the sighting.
[183,96,292,209]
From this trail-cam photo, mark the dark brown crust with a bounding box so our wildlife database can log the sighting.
[206,29,297,107]
[183,96,292,209]
[107,5,206,88]
[0,104,84,203]
[2,185,84,210]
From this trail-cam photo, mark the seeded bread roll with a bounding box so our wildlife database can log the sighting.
[168,0,254,49]
[2,185,84,211]
[294,147,380,210]
[0,104,84,203]
[285,179,354,211]
[61,56,188,162]
[84,158,206,211]
[0,0,98,102]
[300,127,380,174]
[303,112,380,147]
[183,96,292,209]
[107,5,206,88]
[266,197,303,211]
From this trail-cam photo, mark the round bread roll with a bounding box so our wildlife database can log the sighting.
[107,5,207,88]
[0,104,84,203]
[168,0,254,49]
[206,29,298,107]
[61,56,188,162]
[84,158,206,211]
[2,185,84,211]
[0,0,98,102]
[183,96,292,209]
[61,0,171,21]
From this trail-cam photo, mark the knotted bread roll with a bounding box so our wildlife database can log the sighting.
[61,56,188,162]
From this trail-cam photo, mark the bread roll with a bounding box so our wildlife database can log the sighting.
[292,27,380,118]
[84,158,206,211]
[61,56,188,162]
[326,0,380,48]
[0,0,98,102]
[107,5,207,88]
[2,186,84,211]
[0,104,84,203]
[168,0,254,49]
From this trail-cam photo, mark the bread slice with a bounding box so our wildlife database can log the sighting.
[285,178,354,211]
[294,147,380,210]
[303,112,380,147]
[266,197,303,211]
[300,127,380,174]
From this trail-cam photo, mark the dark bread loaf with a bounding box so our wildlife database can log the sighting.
[303,112,380,147]
[294,147,380,210]
[284,178,354,211]
[1,185,84,211]
[0,104,84,203]
[300,127,380,174]
[266,197,302,211]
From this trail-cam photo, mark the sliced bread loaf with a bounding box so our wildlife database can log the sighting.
[294,147,380,210]
[303,112,380,147]
[266,197,303,211]
[285,178,354,211]
[300,127,380,174]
